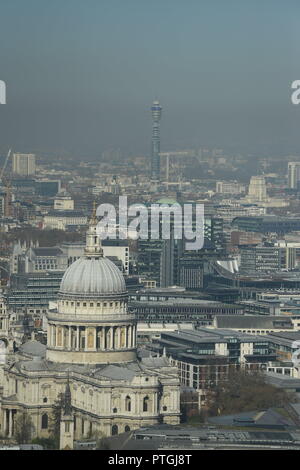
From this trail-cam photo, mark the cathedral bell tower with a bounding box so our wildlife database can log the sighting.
[84,201,103,258]
[59,380,74,450]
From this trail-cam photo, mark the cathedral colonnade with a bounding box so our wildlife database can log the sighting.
[2,409,17,437]
[47,323,136,351]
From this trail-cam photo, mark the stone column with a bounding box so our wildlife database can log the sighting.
[109,327,112,349]
[52,325,55,347]
[12,410,15,436]
[76,326,80,351]
[154,392,157,414]
[84,419,90,437]
[128,325,132,348]
[101,327,106,349]
[124,326,128,348]
[109,327,113,349]
[8,410,12,437]
[136,392,140,415]
[84,327,88,352]
[117,328,121,349]
[3,409,7,436]
[69,327,72,350]
[106,328,109,349]
[111,327,114,349]
[103,327,106,349]
[47,325,51,346]
[93,327,97,350]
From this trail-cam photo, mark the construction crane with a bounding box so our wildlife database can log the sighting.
[0,149,12,217]
[0,148,11,181]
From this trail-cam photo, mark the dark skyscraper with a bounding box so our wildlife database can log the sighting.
[151,100,162,181]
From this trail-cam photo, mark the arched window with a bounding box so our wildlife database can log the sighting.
[125,425,130,433]
[43,397,48,403]
[112,425,118,436]
[143,396,149,412]
[125,396,131,412]
[41,413,48,429]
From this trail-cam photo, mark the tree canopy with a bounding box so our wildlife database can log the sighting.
[14,412,34,444]
[206,369,295,416]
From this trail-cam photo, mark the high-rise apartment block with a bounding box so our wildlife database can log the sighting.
[12,153,36,176]
[288,162,300,189]
[216,181,246,194]
[247,175,267,202]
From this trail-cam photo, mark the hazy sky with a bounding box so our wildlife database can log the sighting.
[0,0,300,158]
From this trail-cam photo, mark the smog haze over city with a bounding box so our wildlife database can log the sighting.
[0,0,300,158]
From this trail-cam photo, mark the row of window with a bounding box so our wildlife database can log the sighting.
[28,309,47,314]
[39,398,153,433]
[268,367,291,375]
[119,396,150,413]
[239,329,272,334]
[42,416,134,435]
[61,301,126,308]
[35,265,56,270]
[134,308,240,314]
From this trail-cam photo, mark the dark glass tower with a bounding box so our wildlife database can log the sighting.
[151,100,162,181]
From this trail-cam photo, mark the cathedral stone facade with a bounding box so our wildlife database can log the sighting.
[0,210,180,441]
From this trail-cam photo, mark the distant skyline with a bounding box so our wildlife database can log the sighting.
[1,0,300,158]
